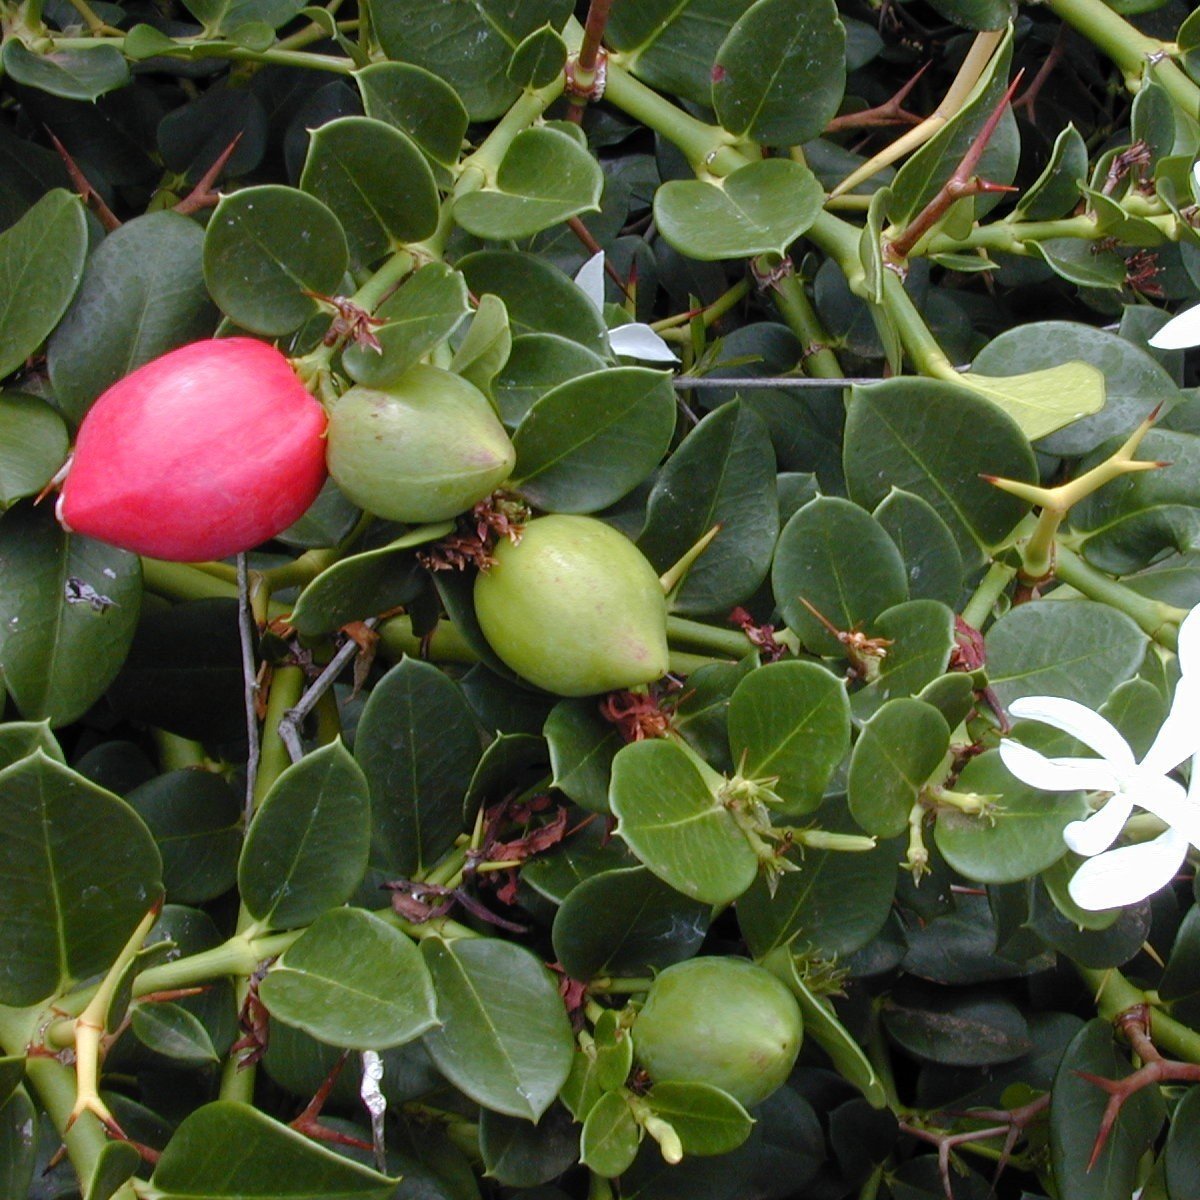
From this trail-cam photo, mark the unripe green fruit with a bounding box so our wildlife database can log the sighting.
[634,958,803,1107]
[325,365,515,522]
[473,514,669,697]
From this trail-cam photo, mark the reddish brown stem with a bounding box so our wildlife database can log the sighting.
[567,216,632,299]
[288,1050,374,1151]
[826,61,931,132]
[174,132,244,215]
[1013,24,1068,125]
[45,127,121,231]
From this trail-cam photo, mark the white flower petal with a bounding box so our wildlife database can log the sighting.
[1066,829,1188,910]
[999,740,1122,793]
[608,322,679,362]
[1063,794,1136,856]
[574,251,606,314]
[1007,695,1135,766]
[1176,602,1200,676]
[1130,776,1200,849]
[1148,301,1200,350]
[1142,673,1200,775]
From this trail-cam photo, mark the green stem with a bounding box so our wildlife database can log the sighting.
[1052,546,1184,649]
[766,262,845,378]
[376,613,478,665]
[254,666,304,808]
[925,213,1178,256]
[666,616,756,659]
[960,561,1017,629]
[152,729,208,771]
[1077,965,1200,1064]
[49,35,356,73]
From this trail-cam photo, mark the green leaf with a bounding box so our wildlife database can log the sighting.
[1159,905,1200,1001]
[0,393,68,510]
[849,599,957,721]
[421,937,574,1120]
[507,24,568,89]
[888,28,1012,224]
[1165,1085,1200,1199]
[771,496,909,654]
[522,820,637,906]
[551,866,709,981]
[301,117,439,265]
[0,1059,22,1110]
[495,333,608,427]
[478,1106,580,1188]
[581,1090,641,1177]
[1013,123,1087,221]
[647,1082,753,1156]
[1031,236,1126,290]
[985,601,1147,710]
[1049,1021,1165,1200]
[727,660,851,816]
[956,360,1107,444]
[0,1088,36,1200]
[0,720,64,771]
[203,184,348,336]
[450,293,513,397]
[882,991,1031,1066]
[355,62,469,178]
[843,377,1037,564]
[290,523,451,637]
[151,1101,396,1198]
[131,1001,219,1066]
[0,190,87,381]
[1,41,129,101]
[848,699,950,837]
[181,0,306,34]
[545,698,623,814]
[47,211,216,424]
[259,908,437,1050]
[370,0,572,121]
[126,769,241,905]
[461,730,548,819]
[934,750,1085,884]
[355,657,483,877]
[922,0,1015,29]
[85,1140,142,1200]
[972,321,1181,455]
[459,250,607,357]
[611,739,759,906]
[0,504,141,727]
[873,489,965,607]
[454,127,603,240]
[638,400,779,618]
[342,263,469,388]
[0,752,161,1006]
[511,367,675,512]
[738,816,900,958]
[608,0,754,108]
[239,740,371,928]
[654,159,824,260]
[712,0,846,145]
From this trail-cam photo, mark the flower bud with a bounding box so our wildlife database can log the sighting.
[58,338,327,562]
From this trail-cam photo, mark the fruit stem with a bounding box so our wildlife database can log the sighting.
[666,616,758,659]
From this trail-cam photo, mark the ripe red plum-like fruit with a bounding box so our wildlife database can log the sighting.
[634,958,803,1107]
[473,514,670,697]
[58,338,327,561]
[324,365,516,522]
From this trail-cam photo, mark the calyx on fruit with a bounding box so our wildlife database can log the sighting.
[473,514,669,697]
[633,957,803,1107]
[324,365,515,523]
[57,338,328,562]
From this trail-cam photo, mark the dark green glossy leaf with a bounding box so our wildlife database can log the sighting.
[181,0,306,33]
[356,62,469,176]
[301,117,439,265]
[771,496,908,654]
[0,1057,24,1107]
[1160,904,1200,1000]
[48,211,216,423]
[0,1088,36,1200]
[611,738,758,906]
[0,393,68,511]
[1164,1085,1200,1200]
[545,698,622,814]
[511,367,675,512]
[922,0,1015,29]
[985,601,1147,709]
[203,185,348,336]
[712,0,845,145]
[421,937,573,1120]
[1,41,128,101]
[848,699,950,837]
[843,378,1037,564]
[883,990,1031,1066]
[552,866,709,981]
[1014,123,1087,221]
[494,333,608,427]
[370,0,572,120]
[478,1105,579,1188]
[581,1089,640,1177]
[260,908,437,1050]
[0,504,141,727]
[655,159,824,260]
[461,731,548,818]
[85,1139,142,1200]
[355,657,483,877]
[1049,1020,1165,1200]
[0,190,87,381]
[727,660,850,816]
[240,740,371,928]
[131,1001,219,1066]
[0,752,161,1006]
[507,24,568,89]
[849,599,957,721]
[521,820,638,906]
[638,400,778,618]
[151,1101,396,1198]
[127,769,241,905]
[873,489,964,607]
[646,1082,753,1156]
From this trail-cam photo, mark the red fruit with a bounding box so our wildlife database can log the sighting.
[58,338,328,562]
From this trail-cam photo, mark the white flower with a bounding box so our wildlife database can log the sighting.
[574,252,678,363]
[1148,164,1200,350]
[998,604,1200,909]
